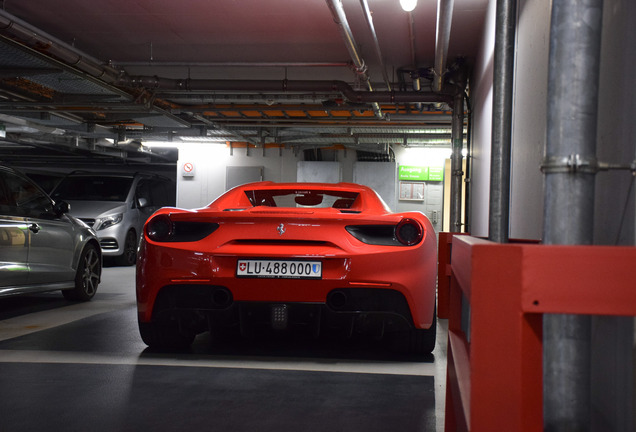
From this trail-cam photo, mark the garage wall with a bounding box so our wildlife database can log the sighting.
[177,144,449,220]
[471,0,636,242]
[176,144,369,209]
[467,0,496,238]
[176,144,300,208]
[508,0,550,241]
[470,0,548,241]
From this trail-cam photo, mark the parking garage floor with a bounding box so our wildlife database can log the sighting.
[0,265,448,432]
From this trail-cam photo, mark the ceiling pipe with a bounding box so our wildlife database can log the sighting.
[359,0,392,91]
[205,118,454,128]
[120,77,452,104]
[407,12,417,67]
[0,8,452,111]
[114,61,352,68]
[0,113,66,135]
[326,0,384,118]
[0,9,121,83]
[433,0,455,92]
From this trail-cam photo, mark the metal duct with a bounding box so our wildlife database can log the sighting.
[0,8,452,111]
[359,0,392,91]
[449,91,464,232]
[542,0,604,429]
[0,113,65,135]
[0,9,121,83]
[120,77,453,104]
[488,0,517,244]
[326,0,383,118]
[113,61,352,68]
[433,0,455,92]
[408,12,417,67]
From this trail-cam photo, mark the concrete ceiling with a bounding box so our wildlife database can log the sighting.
[0,0,488,166]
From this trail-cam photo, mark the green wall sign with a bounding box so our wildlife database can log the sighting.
[428,167,444,181]
[398,165,444,182]
[398,165,429,181]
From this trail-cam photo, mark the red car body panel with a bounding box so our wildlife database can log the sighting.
[136,182,437,338]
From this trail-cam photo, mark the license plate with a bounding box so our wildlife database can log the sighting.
[236,259,322,279]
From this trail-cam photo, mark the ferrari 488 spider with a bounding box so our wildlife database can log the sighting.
[136,182,437,353]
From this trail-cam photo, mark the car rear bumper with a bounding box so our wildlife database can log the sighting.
[146,284,417,339]
[136,241,437,330]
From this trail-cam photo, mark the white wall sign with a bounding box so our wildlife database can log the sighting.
[181,161,195,177]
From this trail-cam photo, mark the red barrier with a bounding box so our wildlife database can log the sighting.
[437,232,456,319]
[442,235,636,431]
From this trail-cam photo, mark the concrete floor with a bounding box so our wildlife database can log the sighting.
[0,265,448,431]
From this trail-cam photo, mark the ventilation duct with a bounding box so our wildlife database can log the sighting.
[433,0,455,92]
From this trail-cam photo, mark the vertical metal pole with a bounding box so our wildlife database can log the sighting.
[450,92,464,232]
[488,0,517,244]
[463,94,472,234]
[543,0,604,430]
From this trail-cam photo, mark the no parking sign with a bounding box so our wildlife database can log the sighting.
[181,161,195,177]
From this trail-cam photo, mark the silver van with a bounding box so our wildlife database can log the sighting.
[50,172,175,266]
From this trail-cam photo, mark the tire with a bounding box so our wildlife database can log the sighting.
[389,305,437,355]
[138,320,195,352]
[63,243,101,301]
[116,230,137,266]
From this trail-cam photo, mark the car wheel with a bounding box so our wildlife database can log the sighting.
[389,306,437,354]
[63,243,101,301]
[116,230,137,266]
[138,321,195,351]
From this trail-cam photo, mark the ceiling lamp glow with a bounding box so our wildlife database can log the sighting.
[400,0,417,12]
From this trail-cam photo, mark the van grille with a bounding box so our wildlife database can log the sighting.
[99,239,119,250]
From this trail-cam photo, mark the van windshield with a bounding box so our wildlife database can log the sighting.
[51,176,133,202]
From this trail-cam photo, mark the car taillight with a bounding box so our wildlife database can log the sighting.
[146,214,219,243]
[346,219,424,246]
[146,214,173,242]
[395,218,423,246]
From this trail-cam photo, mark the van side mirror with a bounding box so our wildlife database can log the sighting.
[137,197,149,208]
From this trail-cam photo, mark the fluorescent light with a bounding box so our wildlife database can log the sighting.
[179,136,229,143]
[143,141,180,148]
[400,0,417,12]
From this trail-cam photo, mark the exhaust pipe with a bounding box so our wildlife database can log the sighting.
[211,287,233,308]
[327,290,348,310]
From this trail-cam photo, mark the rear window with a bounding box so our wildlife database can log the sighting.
[244,189,359,209]
[51,176,134,202]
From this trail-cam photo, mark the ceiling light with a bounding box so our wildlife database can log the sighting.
[179,136,229,143]
[143,141,180,148]
[400,0,417,12]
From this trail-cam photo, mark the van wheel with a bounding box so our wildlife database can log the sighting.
[116,230,137,266]
[63,243,101,301]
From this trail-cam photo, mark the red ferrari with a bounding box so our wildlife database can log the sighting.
[136,181,437,353]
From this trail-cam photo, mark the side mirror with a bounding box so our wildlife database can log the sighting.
[137,197,149,208]
[54,200,70,216]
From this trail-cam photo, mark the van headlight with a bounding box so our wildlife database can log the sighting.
[94,213,123,230]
